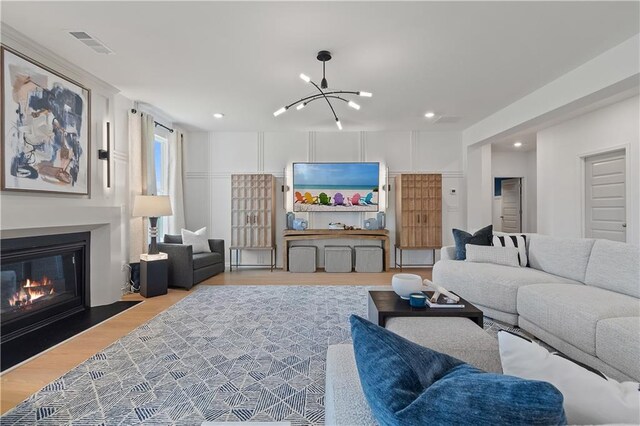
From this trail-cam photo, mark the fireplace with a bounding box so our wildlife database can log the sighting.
[1,232,90,343]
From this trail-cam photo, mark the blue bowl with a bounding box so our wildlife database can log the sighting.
[409,293,427,308]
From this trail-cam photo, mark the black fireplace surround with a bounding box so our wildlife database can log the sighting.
[1,232,90,343]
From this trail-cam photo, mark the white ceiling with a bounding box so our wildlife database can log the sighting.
[2,1,638,132]
[492,133,536,152]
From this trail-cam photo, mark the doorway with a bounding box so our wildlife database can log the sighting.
[584,150,626,242]
[493,177,522,233]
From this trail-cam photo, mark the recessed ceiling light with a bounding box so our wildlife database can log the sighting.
[213,113,224,119]
[514,141,523,147]
[425,112,435,118]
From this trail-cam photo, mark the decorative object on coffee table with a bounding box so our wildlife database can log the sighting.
[423,278,460,303]
[391,273,424,299]
[409,293,427,308]
[132,195,173,255]
[368,290,483,327]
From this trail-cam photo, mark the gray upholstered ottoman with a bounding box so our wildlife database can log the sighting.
[354,246,383,272]
[325,317,502,426]
[289,246,317,273]
[324,246,352,273]
[385,317,502,373]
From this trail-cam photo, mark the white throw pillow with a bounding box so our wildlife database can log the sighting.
[498,330,640,425]
[492,234,528,267]
[181,227,211,253]
[465,244,520,267]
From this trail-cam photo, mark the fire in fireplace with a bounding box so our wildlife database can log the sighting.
[7,277,55,307]
[1,232,90,342]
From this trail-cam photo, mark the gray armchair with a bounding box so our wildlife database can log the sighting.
[158,234,225,290]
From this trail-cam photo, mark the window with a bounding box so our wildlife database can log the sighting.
[154,133,169,239]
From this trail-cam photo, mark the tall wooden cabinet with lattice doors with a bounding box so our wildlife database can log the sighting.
[231,174,276,250]
[395,174,442,249]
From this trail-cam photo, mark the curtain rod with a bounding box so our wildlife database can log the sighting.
[130,108,174,133]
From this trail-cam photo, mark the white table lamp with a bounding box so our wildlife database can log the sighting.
[132,195,173,254]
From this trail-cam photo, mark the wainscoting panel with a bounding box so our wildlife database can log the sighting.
[184,131,465,268]
[263,132,309,174]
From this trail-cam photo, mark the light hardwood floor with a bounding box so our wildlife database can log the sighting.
[0,268,432,415]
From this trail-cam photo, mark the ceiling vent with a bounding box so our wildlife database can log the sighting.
[69,31,114,55]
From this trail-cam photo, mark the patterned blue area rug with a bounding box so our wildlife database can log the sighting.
[2,285,528,425]
[2,286,368,425]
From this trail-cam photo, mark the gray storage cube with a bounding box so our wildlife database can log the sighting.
[354,246,383,273]
[324,246,353,273]
[289,246,317,273]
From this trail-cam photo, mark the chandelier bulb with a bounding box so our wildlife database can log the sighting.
[273,107,287,117]
[336,119,343,130]
[358,91,372,97]
[300,73,311,83]
[296,103,306,111]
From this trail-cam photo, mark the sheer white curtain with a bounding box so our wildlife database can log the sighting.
[168,129,186,234]
[129,110,157,262]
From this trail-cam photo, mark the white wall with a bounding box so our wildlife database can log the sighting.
[0,27,133,306]
[466,144,492,231]
[537,95,639,244]
[491,149,537,233]
[184,130,465,267]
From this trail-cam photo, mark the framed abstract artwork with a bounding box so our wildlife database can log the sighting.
[1,45,91,195]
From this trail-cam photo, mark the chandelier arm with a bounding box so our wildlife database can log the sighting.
[304,95,350,105]
[284,92,328,110]
[322,90,361,96]
[309,80,339,122]
[283,91,362,110]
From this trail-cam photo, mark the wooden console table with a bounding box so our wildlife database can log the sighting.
[282,229,390,272]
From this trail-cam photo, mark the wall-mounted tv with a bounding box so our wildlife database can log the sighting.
[293,162,380,212]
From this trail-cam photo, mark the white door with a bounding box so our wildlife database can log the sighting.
[585,150,626,242]
[501,179,521,233]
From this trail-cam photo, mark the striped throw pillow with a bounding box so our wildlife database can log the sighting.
[492,234,528,267]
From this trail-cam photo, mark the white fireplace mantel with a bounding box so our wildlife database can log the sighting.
[1,201,125,307]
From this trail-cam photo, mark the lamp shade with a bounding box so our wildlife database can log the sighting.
[132,195,173,217]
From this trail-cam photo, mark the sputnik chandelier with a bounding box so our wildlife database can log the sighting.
[273,50,372,130]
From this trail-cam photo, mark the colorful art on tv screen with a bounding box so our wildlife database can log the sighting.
[2,47,90,194]
[293,162,380,212]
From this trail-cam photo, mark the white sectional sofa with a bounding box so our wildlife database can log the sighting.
[433,235,640,382]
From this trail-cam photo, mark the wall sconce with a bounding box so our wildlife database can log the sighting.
[98,121,111,188]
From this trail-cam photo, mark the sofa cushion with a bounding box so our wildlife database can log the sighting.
[465,244,521,268]
[193,252,222,269]
[528,235,595,282]
[433,259,579,316]
[349,315,567,425]
[181,227,211,253]
[584,240,640,298]
[163,234,183,244]
[596,317,640,381]
[452,225,492,260]
[499,330,640,426]
[325,344,377,426]
[517,284,640,356]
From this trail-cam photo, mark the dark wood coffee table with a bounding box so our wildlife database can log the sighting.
[367,290,483,328]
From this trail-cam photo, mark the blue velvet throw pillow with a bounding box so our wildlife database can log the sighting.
[452,224,493,260]
[349,315,566,426]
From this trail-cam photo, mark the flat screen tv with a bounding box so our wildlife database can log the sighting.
[293,162,380,212]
